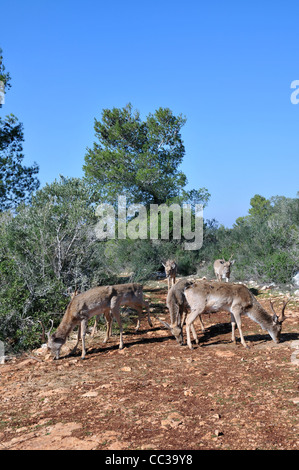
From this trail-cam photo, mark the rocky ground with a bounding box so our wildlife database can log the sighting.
[0,280,298,450]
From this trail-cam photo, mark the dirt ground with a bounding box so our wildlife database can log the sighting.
[0,279,298,451]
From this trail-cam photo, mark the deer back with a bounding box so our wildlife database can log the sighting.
[184,280,253,313]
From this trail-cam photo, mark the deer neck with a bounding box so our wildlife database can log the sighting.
[55,311,76,340]
[246,300,273,333]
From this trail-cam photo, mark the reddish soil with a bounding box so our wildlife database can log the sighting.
[0,280,298,450]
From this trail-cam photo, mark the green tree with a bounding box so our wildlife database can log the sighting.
[0,48,39,211]
[248,194,271,218]
[0,47,11,91]
[84,103,205,206]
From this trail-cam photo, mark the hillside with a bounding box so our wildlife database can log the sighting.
[0,280,298,450]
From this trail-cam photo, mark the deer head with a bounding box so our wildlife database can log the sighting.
[269,300,289,343]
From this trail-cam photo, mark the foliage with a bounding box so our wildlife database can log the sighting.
[84,103,207,207]
[0,114,40,211]
[0,46,39,211]
[0,87,297,352]
[198,194,299,284]
[0,177,118,350]
[0,48,11,90]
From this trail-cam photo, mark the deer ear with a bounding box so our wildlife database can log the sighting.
[171,263,176,269]
[272,313,279,325]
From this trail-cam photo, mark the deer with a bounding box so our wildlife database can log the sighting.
[90,283,152,338]
[183,280,288,350]
[159,278,205,345]
[47,283,152,360]
[67,287,114,340]
[162,260,177,290]
[214,254,235,282]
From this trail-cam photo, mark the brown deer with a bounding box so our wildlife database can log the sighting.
[90,283,152,337]
[162,260,177,290]
[213,254,235,282]
[159,278,205,345]
[47,284,152,360]
[183,280,288,350]
[67,287,113,340]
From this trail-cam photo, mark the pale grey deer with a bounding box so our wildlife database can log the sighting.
[159,278,205,345]
[213,255,235,282]
[162,260,177,290]
[183,280,288,350]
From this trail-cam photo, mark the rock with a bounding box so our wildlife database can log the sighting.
[82,391,98,398]
[215,350,236,358]
[290,397,299,404]
[292,272,299,287]
[161,412,184,429]
[260,283,276,291]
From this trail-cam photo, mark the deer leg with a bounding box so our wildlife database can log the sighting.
[134,306,142,331]
[111,306,123,350]
[231,308,248,348]
[91,316,98,338]
[186,307,203,350]
[183,311,204,345]
[103,311,112,343]
[144,300,153,328]
[80,319,88,359]
[231,313,237,344]
[198,314,205,332]
[71,324,81,356]
[190,322,199,344]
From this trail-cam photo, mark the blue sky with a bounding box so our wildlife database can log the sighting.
[1,0,298,227]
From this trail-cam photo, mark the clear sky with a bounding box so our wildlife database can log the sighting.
[1,0,298,227]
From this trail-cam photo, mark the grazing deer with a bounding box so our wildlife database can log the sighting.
[91,283,152,338]
[47,283,152,360]
[183,280,288,350]
[47,285,121,360]
[162,260,177,290]
[214,255,235,282]
[68,287,114,341]
[159,278,205,345]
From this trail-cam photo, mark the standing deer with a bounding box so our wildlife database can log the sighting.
[214,255,235,282]
[91,283,152,337]
[159,278,205,345]
[162,260,177,290]
[183,280,288,350]
[47,284,152,360]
